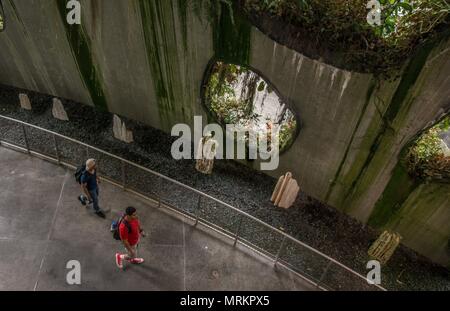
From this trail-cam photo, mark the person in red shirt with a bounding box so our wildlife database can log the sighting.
[115,206,145,269]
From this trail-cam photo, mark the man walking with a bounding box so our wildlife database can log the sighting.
[115,206,145,269]
[80,158,106,219]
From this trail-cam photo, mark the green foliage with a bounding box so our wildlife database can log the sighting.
[406,116,450,182]
[205,62,298,152]
[437,116,450,131]
[206,62,256,125]
[242,0,450,75]
[278,114,297,150]
[257,81,266,92]
[411,128,443,161]
[377,0,449,39]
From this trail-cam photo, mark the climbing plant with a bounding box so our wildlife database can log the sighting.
[406,116,450,182]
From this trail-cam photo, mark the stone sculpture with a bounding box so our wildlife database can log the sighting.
[368,230,401,265]
[271,172,299,209]
[19,93,32,110]
[113,114,134,143]
[195,134,218,175]
[52,98,69,121]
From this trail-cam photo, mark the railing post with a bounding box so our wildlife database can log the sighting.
[85,146,89,159]
[121,160,126,190]
[274,235,287,266]
[316,261,333,289]
[21,124,30,153]
[53,135,60,164]
[194,195,202,227]
[233,215,244,247]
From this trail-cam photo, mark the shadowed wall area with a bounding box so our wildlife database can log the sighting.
[0,0,449,266]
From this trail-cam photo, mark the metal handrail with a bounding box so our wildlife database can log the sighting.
[0,114,386,291]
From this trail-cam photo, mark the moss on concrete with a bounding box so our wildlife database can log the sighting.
[55,0,107,111]
[138,0,191,129]
[334,36,441,218]
[347,40,435,195]
[325,78,377,203]
[382,181,450,266]
[211,1,252,65]
[176,0,188,51]
[138,0,251,130]
[368,163,420,227]
[6,0,25,30]
[337,31,450,223]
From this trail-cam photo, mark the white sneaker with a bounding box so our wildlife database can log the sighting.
[130,258,144,264]
[115,253,123,269]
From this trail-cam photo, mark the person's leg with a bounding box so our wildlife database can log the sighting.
[115,252,123,269]
[128,245,144,264]
[116,245,143,269]
[78,194,87,205]
[116,245,133,269]
[88,189,99,212]
[125,245,136,261]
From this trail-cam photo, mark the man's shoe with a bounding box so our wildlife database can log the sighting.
[95,211,106,219]
[78,195,87,206]
[130,258,144,264]
[115,253,123,269]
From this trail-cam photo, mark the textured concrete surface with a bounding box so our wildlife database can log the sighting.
[0,146,315,291]
[385,182,450,266]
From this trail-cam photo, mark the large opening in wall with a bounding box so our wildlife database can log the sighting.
[405,115,450,182]
[0,0,4,32]
[202,61,299,154]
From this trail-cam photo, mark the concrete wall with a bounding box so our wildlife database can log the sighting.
[0,0,449,264]
[385,181,450,266]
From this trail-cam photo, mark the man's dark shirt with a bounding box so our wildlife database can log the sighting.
[80,170,98,191]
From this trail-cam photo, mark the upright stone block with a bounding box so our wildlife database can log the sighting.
[271,172,300,209]
[368,231,401,265]
[52,98,69,121]
[195,135,218,175]
[19,93,32,110]
[113,115,134,143]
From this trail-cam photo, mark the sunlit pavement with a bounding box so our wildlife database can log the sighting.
[0,146,316,291]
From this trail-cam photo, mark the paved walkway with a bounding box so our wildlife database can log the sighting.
[0,146,315,291]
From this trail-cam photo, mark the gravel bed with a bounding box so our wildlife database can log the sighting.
[1,84,449,290]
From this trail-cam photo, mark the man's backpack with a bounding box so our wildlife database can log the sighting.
[111,215,132,241]
[75,164,86,184]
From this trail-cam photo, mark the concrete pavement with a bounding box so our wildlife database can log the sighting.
[0,146,315,291]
